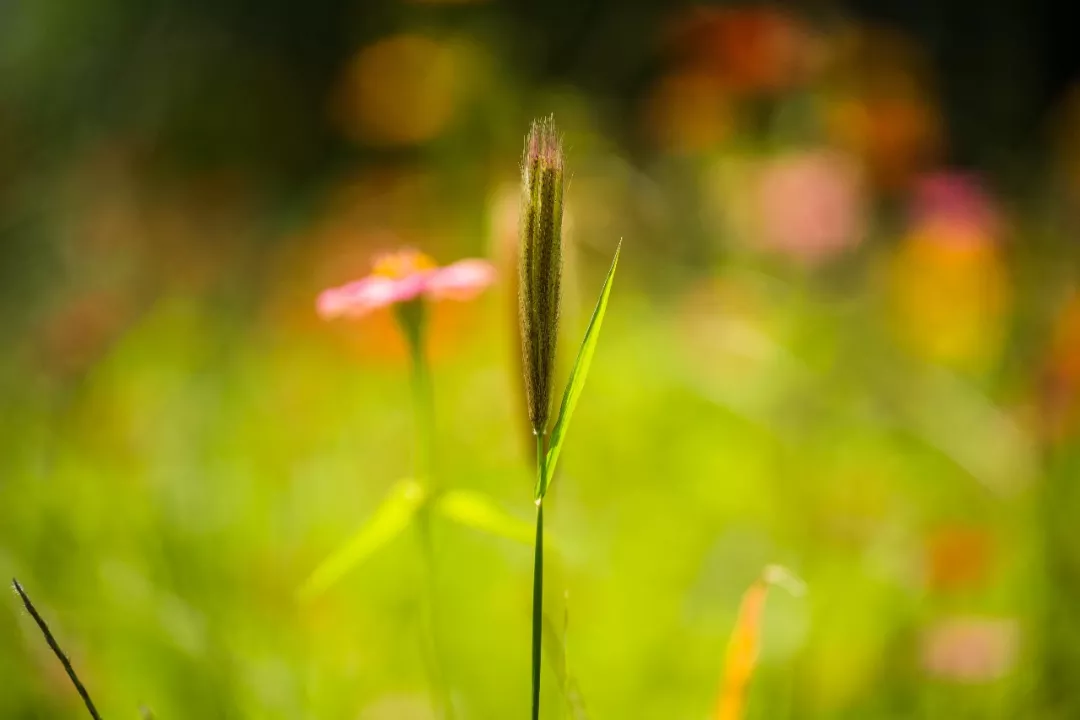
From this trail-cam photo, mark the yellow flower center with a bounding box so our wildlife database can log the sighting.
[371,249,437,279]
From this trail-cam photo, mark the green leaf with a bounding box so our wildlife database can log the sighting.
[435,489,533,544]
[298,479,425,600]
[541,241,621,498]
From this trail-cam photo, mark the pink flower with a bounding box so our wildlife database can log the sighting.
[317,249,495,319]
[910,172,1001,244]
[756,149,865,265]
[922,616,1019,683]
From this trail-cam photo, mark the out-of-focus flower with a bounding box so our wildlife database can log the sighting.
[924,525,994,593]
[715,566,805,720]
[825,27,942,192]
[35,290,131,379]
[888,173,1009,365]
[317,249,494,319]
[647,6,818,153]
[1038,292,1080,442]
[644,71,733,154]
[275,169,490,362]
[334,35,464,146]
[712,7,813,92]
[922,616,1019,683]
[663,6,815,95]
[754,150,865,266]
[827,95,941,194]
[716,578,768,720]
[912,173,1001,239]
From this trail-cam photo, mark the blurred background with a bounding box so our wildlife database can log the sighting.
[4,0,1080,717]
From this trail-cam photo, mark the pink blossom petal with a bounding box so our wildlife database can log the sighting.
[425,259,496,301]
[756,150,864,266]
[922,616,1019,683]
[911,172,1000,242]
[317,274,427,319]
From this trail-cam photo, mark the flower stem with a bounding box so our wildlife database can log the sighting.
[12,578,102,720]
[397,299,452,719]
[402,302,434,482]
[417,505,455,720]
[532,433,546,720]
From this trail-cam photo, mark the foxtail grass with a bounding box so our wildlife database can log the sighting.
[518,115,621,719]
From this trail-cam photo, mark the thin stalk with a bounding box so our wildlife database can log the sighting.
[406,318,434,483]
[12,578,102,720]
[531,433,546,720]
[417,504,454,720]
[401,302,454,720]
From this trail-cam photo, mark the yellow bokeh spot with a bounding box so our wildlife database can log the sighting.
[645,71,732,154]
[336,34,461,146]
[889,229,1009,365]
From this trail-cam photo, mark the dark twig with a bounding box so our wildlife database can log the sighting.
[12,578,103,720]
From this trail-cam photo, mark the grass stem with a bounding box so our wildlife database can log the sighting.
[12,578,103,720]
[532,433,546,720]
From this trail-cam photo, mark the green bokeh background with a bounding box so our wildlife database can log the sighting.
[3,0,1080,718]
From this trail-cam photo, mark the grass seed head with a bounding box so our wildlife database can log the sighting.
[519,116,565,434]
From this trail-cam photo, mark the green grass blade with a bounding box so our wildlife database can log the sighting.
[541,241,621,498]
[436,489,533,544]
[298,479,425,600]
[12,579,103,720]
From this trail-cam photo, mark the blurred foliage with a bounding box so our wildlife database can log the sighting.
[4,0,1080,718]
